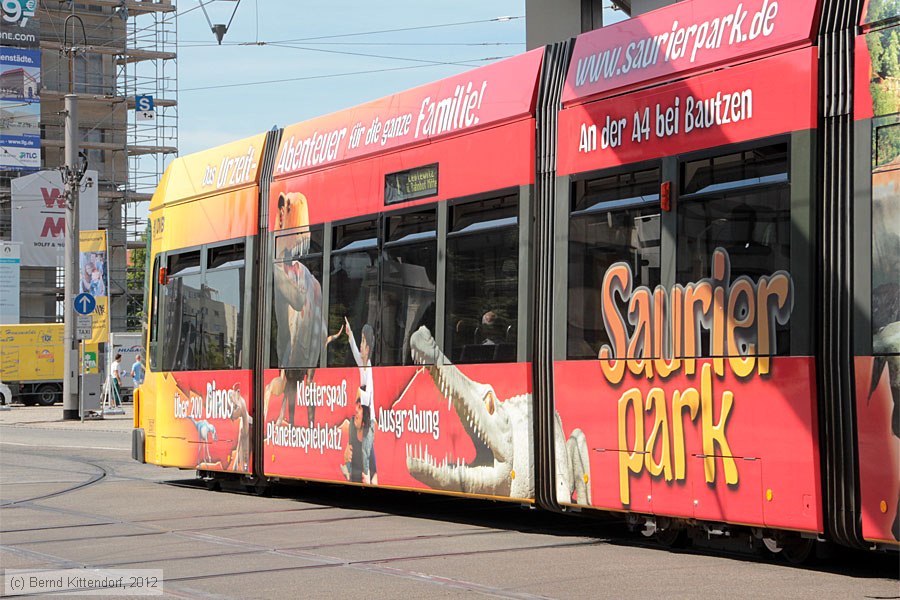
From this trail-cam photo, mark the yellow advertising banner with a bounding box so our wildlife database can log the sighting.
[79,230,109,345]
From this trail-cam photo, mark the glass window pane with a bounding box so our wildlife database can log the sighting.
[202,268,244,370]
[682,144,788,195]
[271,257,326,369]
[208,243,245,269]
[334,219,378,251]
[450,195,517,233]
[568,206,660,360]
[161,273,203,371]
[676,186,791,356]
[381,239,437,366]
[149,256,161,370]
[274,227,323,262]
[576,168,660,211]
[386,210,437,244]
[329,222,380,367]
[872,119,900,344]
[168,251,200,277]
[446,199,518,364]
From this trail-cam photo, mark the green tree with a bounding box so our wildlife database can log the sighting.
[126,234,147,331]
[869,32,885,76]
[883,31,900,79]
[866,0,900,24]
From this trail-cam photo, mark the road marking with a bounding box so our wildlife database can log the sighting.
[0,441,123,451]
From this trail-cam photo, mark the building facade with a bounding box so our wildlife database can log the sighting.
[0,0,177,331]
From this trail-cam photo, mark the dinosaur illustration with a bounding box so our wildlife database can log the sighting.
[271,193,344,427]
[190,418,218,465]
[407,326,591,504]
[226,386,252,472]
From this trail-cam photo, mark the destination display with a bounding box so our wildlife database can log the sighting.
[385,164,439,205]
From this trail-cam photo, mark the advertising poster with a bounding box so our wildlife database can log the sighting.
[262,358,535,500]
[553,249,823,532]
[82,343,99,375]
[266,194,535,498]
[0,241,20,324]
[146,370,253,474]
[12,170,98,267]
[0,45,40,170]
[0,1,39,48]
[79,230,109,345]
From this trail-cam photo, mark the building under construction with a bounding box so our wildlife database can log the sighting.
[0,0,178,332]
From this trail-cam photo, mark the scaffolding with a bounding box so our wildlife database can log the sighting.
[118,0,178,331]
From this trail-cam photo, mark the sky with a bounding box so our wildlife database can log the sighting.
[174,1,528,156]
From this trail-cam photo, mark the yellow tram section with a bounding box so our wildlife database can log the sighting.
[137,134,267,469]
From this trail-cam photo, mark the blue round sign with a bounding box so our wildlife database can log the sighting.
[74,292,96,315]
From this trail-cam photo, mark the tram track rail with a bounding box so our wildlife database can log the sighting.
[0,458,108,508]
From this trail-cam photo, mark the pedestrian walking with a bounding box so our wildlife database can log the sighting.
[109,353,124,408]
[131,355,145,388]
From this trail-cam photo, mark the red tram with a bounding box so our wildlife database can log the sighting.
[134,0,900,557]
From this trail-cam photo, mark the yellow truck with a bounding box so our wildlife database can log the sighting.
[0,324,64,406]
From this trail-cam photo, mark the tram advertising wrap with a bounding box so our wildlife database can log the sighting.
[135,0,900,553]
[554,251,821,531]
[263,362,535,499]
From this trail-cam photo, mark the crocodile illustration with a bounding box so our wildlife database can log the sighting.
[408,326,591,504]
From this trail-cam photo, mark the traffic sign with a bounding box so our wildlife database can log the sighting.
[76,315,92,340]
[135,95,156,121]
[74,292,96,315]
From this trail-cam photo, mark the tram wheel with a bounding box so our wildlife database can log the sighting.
[781,538,815,565]
[655,520,687,548]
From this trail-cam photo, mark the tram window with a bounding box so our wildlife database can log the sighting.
[682,144,788,195]
[208,243,245,269]
[149,256,161,370]
[446,195,519,364]
[167,250,200,277]
[568,169,660,360]
[203,244,245,370]
[273,227,323,263]
[159,245,247,371]
[381,209,437,366]
[677,144,791,356]
[573,168,660,212]
[161,269,203,371]
[271,226,326,370]
[872,120,900,346]
[328,219,380,367]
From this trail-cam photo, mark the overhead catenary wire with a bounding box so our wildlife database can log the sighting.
[262,43,505,68]
[178,15,525,47]
[179,59,514,93]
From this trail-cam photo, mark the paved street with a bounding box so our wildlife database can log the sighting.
[1,405,898,599]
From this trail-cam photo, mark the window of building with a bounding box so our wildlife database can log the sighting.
[74,53,104,94]
[567,168,660,359]
[445,195,519,364]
